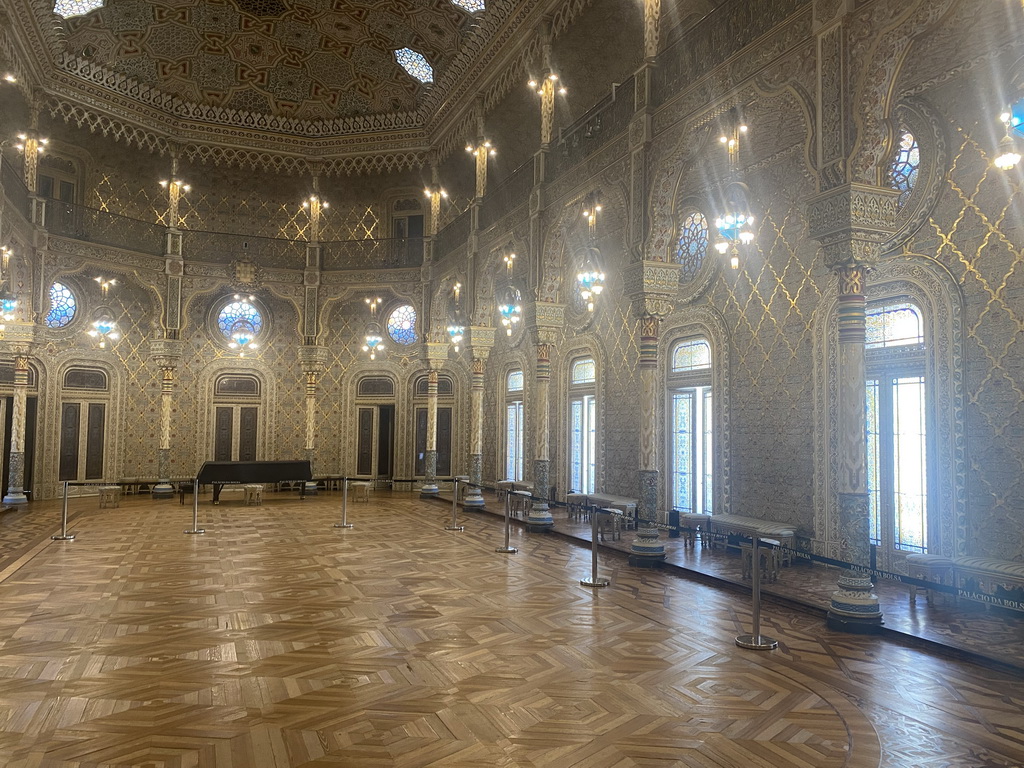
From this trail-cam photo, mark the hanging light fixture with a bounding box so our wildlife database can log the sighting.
[0,246,16,331]
[446,282,465,352]
[497,248,521,336]
[995,109,1022,171]
[362,297,386,360]
[714,118,754,269]
[577,193,605,311]
[88,313,120,349]
[228,320,258,356]
[94,275,117,296]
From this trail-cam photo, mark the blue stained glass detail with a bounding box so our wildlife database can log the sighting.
[675,211,709,281]
[46,282,77,328]
[866,301,923,349]
[395,48,434,84]
[507,370,523,392]
[217,300,263,339]
[386,304,418,345]
[890,131,920,207]
[450,0,485,11]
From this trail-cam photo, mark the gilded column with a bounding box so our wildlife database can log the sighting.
[526,341,554,531]
[299,346,327,493]
[637,314,660,517]
[643,0,661,61]
[464,326,494,508]
[420,368,440,497]
[149,340,182,498]
[3,350,30,504]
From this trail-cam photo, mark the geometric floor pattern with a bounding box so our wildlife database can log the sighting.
[0,492,1021,767]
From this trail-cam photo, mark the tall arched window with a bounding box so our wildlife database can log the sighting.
[505,370,524,481]
[569,358,597,494]
[669,338,713,514]
[865,299,928,556]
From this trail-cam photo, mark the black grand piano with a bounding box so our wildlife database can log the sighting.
[193,460,313,504]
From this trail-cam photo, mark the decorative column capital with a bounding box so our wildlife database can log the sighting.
[527,301,564,346]
[623,260,680,320]
[466,325,495,361]
[423,341,449,368]
[806,183,901,270]
[149,338,183,367]
[298,344,328,373]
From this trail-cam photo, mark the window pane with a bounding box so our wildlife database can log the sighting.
[889,131,920,207]
[572,358,596,384]
[865,380,881,547]
[586,396,596,494]
[672,391,694,513]
[570,399,583,493]
[395,48,434,83]
[506,402,519,481]
[218,300,263,339]
[46,282,77,328]
[892,376,927,553]
[386,305,418,345]
[672,339,711,372]
[866,301,923,349]
[507,370,523,392]
[702,389,713,514]
[675,211,709,281]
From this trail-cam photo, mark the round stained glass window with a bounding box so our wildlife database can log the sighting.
[675,211,709,282]
[217,298,263,340]
[890,131,920,207]
[46,282,77,328]
[386,304,417,345]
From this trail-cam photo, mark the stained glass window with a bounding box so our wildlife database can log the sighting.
[866,301,923,349]
[395,48,434,84]
[889,131,920,207]
[507,370,523,392]
[217,299,263,340]
[53,0,103,18]
[571,358,596,384]
[386,304,417,345]
[46,282,77,328]
[675,211,709,281]
[450,0,485,11]
[672,339,711,372]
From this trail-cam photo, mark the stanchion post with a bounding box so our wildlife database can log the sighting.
[736,536,778,650]
[495,485,517,554]
[580,504,609,587]
[335,477,353,529]
[445,478,464,531]
[51,481,76,541]
[184,478,205,534]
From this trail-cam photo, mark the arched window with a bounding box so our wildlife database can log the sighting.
[675,211,709,282]
[386,304,418,345]
[865,298,928,556]
[569,357,597,494]
[395,48,434,83]
[669,338,713,514]
[46,282,77,328]
[505,370,524,481]
[889,130,920,207]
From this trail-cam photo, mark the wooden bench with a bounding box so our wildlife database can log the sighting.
[953,557,1024,612]
[565,493,638,529]
[905,553,955,606]
[707,514,797,566]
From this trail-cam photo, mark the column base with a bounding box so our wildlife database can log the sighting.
[526,503,554,532]
[826,570,883,634]
[2,492,27,505]
[152,482,175,499]
[629,523,665,567]
[463,489,485,508]
[420,484,439,498]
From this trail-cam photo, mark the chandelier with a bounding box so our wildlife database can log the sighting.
[714,119,754,269]
[577,193,605,311]
[362,297,386,360]
[88,313,120,349]
[0,245,16,326]
[446,282,465,352]
[228,320,258,356]
[497,248,521,336]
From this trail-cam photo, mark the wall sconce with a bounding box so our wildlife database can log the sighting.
[528,71,567,96]
[995,109,1022,171]
[94,276,116,296]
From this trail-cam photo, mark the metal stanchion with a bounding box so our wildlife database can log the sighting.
[736,536,778,650]
[495,488,517,554]
[184,478,205,534]
[335,477,353,529]
[445,477,464,531]
[580,505,609,587]
[51,481,76,541]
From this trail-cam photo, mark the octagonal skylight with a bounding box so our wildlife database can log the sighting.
[451,0,486,11]
[395,48,433,84]
[54,0,103,18]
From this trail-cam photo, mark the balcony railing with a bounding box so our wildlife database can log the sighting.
[46,202,165,256]
[434,209,472,260]
[322,237,424,270]
[0,159,31,222]
[479,159,534,231]
[181,230,306,269]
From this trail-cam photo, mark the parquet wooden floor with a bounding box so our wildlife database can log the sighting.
[0,492,1022,767]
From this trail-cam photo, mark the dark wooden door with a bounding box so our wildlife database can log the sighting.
[214,407,232,461]
[84,403,105,480]
[239,407,258,461]
[58,402,80,481]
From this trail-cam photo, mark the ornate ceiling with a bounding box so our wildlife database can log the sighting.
[60,0,474,121]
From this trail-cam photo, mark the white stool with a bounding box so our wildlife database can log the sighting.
[243,484,264,506]
[350,481,371,502]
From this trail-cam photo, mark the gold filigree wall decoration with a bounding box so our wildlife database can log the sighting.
[924,125,1024,559]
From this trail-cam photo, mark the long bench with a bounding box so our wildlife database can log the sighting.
[904,554,1024,612]
[565,493,638,529]
[706,514,797,566]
